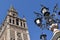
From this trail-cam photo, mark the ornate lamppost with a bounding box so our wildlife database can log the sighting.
[34,4,60,40]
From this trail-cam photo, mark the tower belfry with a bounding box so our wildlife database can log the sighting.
[0,6,30,40]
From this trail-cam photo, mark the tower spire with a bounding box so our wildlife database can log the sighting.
[8,5,18,17]
[9,5,17,12]
[10,5,15,10]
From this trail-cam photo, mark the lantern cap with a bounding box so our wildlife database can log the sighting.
[40,33,47,39]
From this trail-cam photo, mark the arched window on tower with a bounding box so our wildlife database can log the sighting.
[16,19,19,25]
[21,22,22,26]
[13,14,15,16]
[13,19,14,24]
[24,23,25,27]
[9,18,11,23]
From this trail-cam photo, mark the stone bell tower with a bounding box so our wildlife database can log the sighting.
[0,6,30,40]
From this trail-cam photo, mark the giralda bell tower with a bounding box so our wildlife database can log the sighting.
[0,6,30,40]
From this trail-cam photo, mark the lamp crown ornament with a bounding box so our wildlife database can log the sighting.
[34,4,60,29]
[34,4,60,40]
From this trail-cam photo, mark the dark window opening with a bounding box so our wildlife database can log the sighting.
[21,22,22,26]
[13,20,14,24]
[9,19,11,23]
[16,19,19,25]
[13,14,15,16]
[24,23,25,27]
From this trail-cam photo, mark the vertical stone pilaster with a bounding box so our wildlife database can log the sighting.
[7,25,10,40]
[15,31,17,40]
[26,31,30,40]
[7,16,9,23]
[4,35,5,40]
[21,33,24,40]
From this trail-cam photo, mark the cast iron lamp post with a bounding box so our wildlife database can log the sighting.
[34,4,60,40]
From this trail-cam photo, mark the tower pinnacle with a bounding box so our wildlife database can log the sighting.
[9,5,17,12]
[8,5,18,17]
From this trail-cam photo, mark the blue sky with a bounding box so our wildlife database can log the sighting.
[0,0,60,40]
